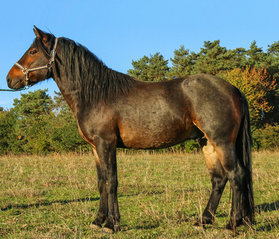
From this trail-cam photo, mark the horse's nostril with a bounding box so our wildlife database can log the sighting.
[7,77,11,84]
[6,77,13,87]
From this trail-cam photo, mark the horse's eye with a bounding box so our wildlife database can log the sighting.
[29,49,38,56]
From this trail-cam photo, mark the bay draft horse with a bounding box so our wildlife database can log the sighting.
[6,26,254,232]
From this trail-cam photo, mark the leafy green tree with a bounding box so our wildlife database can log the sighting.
[12,90,54,154]
[13,90,53,117]
[252,124,279,150]
[218,67,277,128]
[51,92,90,153]
[128,53,169,81]
[53,91,73,121]
[0,110,17,154]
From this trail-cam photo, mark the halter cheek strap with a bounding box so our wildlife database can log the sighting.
[14,37,58,86]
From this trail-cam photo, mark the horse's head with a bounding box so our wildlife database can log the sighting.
[7,26,57,89]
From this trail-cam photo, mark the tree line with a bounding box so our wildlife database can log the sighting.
[0,90,90,155]
[1,40,279,154]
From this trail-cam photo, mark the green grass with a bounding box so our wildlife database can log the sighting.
[0,151,279,238]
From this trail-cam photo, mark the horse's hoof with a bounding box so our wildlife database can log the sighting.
[102,224,121,233]
[194,220,203,227]
[102,226,114,234]
[90,223,102,230]
[226,218,243,230]
[194,217,213,227]
[113,224,121,232]
[226,223,233,230]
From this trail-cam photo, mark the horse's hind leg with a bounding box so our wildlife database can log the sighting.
[198,141,227,225]
[216,144,253,230]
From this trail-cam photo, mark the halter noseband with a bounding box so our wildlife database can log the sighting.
[14,38,58,86]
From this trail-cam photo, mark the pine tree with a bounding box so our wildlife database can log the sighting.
[246,41,267,67]
[193,40,243,74]
[169,45,197,77]
[128,53,169,81]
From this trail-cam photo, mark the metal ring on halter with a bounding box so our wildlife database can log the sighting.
[14,38,58,87]
[14,63,30,86]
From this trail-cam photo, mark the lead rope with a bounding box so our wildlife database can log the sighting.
[0,87,30,92]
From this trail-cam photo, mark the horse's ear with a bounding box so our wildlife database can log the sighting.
[33,26,51,44]
[33,26,44,39]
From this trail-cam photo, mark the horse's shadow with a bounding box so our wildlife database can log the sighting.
[3,197,279,214]
[0,191,164,212]
[0,197,100,211]
[255,201,279,232]
[256,200,279,214]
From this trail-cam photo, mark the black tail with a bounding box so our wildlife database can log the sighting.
[236,93,254,224]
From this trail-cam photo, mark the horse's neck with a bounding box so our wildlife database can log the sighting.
[57,85,79,116]
[52,67,82,116]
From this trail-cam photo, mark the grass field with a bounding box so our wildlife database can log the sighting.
[0,151,279,238]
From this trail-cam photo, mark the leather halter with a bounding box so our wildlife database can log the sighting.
[14,38,58,86]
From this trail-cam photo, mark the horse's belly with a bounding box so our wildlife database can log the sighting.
[118,119,191,149]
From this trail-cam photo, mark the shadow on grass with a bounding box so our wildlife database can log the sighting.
[135,221,160,230]
[0,197,100,211]
[256,201,279,213]
[254,201,279,232]
[256,220,279,232]
[0,191,165,212]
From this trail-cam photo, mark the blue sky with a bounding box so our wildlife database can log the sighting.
[1,0,279,108]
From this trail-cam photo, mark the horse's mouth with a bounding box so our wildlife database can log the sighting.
[7,77,25,89]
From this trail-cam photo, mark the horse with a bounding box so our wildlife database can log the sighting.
[6,26,254,232]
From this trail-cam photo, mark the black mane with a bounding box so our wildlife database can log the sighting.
[54,37,138,105]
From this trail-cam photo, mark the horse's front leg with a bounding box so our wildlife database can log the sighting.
[91,135,120,233]
[91,149,108,228]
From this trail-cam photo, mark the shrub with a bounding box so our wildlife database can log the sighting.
[252,124,279,150]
